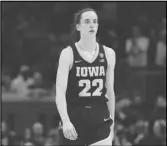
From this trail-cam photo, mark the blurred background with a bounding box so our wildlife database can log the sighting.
[1,1,166,146]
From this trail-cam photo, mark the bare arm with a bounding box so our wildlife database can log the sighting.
[106,57,116,121]
[105,46,116,136]
[56,47,78,140]
[55,47,71,124]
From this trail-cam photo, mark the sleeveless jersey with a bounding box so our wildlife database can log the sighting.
[66,43,108,105]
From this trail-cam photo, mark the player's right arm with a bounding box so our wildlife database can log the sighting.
[55,47,78,140]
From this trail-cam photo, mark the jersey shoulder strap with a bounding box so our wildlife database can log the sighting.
[99,44,105,54]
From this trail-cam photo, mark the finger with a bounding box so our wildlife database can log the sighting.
[64,129,75,140]
[68,130,76,140]
[63,130,71,140]
[63,130,68,139]
[72,127,78,138]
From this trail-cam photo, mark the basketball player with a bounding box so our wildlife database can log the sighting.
[56,8,116,146]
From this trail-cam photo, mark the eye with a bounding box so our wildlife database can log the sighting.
[93,19,98,24]
[84,19,90,24]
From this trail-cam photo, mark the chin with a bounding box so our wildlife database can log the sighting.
[82,34,96,39]
[88,33,97,37]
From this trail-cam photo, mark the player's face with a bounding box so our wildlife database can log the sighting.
[77,11,98,38]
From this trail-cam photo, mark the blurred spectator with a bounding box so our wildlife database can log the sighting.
[10,65,33,95]
[2,67,12,92]
[117,91,146,127]
[28,72,43,89]
[125,25,150,67]
[21,128,34,146]
[28,71,50,99]
[117,130,132,146]
[115,24,150,94]
[142,119,166,146]
[151,96,166,121]
[133,120,149,145]
[44,127,60,146]
[131,91,146,115]
[113,122,124,146]
[156,95,166,108]
[142,95,166,146]
[32,122,46,146]
[116,97,132,112]
[153,119,166,145]
[2,73,12,92]
[121,137,132,146]
[155,29,166,68]
[113,135,121,146]
[1,121,17,146]
[1,121,9,146]
[125,123,137,144]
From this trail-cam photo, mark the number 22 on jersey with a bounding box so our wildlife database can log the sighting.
[79,79,103,97]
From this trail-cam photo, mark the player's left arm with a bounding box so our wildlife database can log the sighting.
[104,46,116,135]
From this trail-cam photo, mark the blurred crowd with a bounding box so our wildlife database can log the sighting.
[2,17,166,97]
[2,65,55,98]
[112,93,166,146]
[2,2,166,146]
[1,94,166,146]
[1,121,61,146]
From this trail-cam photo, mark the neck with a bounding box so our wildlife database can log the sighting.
[78,37,97,52]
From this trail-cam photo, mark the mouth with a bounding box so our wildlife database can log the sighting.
[89,30,95,33]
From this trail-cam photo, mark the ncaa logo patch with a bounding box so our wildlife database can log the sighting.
[99,53,104,58]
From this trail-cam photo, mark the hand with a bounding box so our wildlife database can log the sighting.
[62,121,78,140]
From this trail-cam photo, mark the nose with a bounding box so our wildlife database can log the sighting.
[90,23,95,29]
[89,20,94,26]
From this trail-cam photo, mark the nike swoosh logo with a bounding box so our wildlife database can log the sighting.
[104,118,110,122]
[75,60,82,63]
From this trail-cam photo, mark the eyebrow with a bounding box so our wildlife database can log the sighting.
[84,18,98,21]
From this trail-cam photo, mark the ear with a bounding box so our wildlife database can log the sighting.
[76,24,80,31]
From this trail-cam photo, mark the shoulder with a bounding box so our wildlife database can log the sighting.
[60,46,73,57]
[59,46,73,69]
[59,46,73,61]
[103,45,115,57]
[103,45,116,68]
[103,45,116,62]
